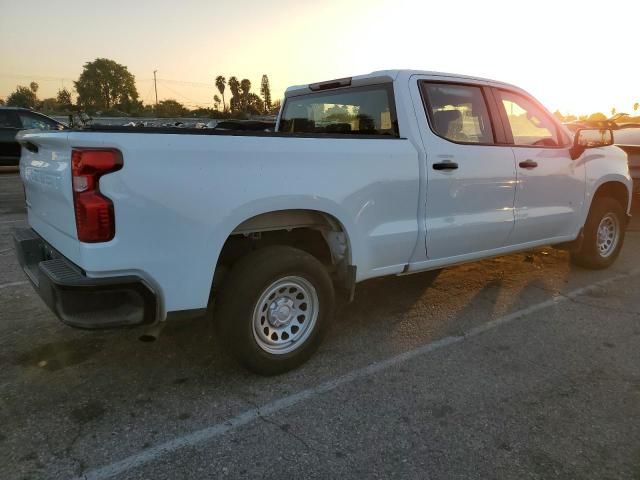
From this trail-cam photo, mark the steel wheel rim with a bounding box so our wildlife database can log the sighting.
[596,213,619,258]
[252,276,319,355]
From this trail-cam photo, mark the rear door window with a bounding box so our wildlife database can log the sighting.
[421,82,495,144]
[18,112,60,130]
[279,84,399,136]
[0,111,20,128]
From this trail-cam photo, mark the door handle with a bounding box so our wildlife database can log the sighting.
[433,162,459,171]
[519,159,538,169]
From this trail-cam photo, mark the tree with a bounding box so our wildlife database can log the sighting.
[325,104,353,122]
[270,99,282,115]
[634,102,639,113]
[260,75,272,114]
[244,93,264,115]
[239,79,251,111]
[611,107,616,116]
[29,82,39,94]
[588,112,607,121]
[213,94,221,111]
[0,98,4,106]
[215,76,226,112]
[552,110,564,121]
[56,88,72,105]
[74,58,140,113]
[6,85,38,109]
[228,76,240,112]
[56,88,73,110]
[154,99,187,117]
[40,98,59,112]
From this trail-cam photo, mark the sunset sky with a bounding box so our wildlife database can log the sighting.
[0,0,637,116]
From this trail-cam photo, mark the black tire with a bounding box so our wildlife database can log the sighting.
[571,197,626,269]
[215,245,335,375]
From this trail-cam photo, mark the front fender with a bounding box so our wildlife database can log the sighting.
[581,145,633,225]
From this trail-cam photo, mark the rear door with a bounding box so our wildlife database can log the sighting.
[0,110,21,165]
[492,88,585,244]
[415,79,517,260]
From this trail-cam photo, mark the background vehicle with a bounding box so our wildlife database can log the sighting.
[566,115,640,194]
[613,128,640,195]
[14,70,631,374]
[0,107,65,166]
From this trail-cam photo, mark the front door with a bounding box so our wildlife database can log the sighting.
[493,88,586,244]
[417,80,517,261]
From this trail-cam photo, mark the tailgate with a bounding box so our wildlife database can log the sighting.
[18,131,80,261]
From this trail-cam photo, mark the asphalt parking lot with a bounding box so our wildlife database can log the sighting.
[1,169,639,480]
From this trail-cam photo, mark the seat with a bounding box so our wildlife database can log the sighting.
[357,114,376,133]
[433,110,468,142]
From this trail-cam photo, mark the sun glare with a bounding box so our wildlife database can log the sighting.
[0,0,637,116]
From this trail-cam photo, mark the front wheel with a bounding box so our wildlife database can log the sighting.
[571,197,626,269]
[216,246,335,375]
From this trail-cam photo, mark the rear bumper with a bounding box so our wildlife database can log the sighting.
[13,228,157,329]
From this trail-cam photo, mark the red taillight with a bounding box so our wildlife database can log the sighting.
[71,149,122,242]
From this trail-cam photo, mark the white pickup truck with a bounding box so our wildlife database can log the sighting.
[14,70,632,374]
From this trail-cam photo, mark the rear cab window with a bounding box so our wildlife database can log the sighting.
[279,84,399,137]
[420,82,495,144]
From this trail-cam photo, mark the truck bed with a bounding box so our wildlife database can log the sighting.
[75,124,400,139]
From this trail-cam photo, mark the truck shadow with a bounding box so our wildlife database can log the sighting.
[9,248,574,384]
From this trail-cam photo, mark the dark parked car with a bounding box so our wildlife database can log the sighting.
[0,107,65,166]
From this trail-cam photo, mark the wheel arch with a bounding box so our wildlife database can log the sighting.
[209,205,360,303]
[589,179,631,217]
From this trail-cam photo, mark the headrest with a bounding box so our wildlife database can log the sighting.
[433,109,462,135]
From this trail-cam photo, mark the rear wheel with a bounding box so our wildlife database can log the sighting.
[571,197,626,269]
[216,245,335,375]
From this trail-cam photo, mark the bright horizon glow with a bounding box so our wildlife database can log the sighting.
[0,0,638,116]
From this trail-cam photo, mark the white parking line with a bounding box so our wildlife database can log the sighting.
[0,219,26,225]
[0,281,28,290]
[73,268,640,480]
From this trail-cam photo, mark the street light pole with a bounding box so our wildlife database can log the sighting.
[153,70,158,107]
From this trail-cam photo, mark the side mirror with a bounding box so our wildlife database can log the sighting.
[570,128,614,160]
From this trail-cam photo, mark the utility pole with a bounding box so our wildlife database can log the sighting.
[153,70,158,107]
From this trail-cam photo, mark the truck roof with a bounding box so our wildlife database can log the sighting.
[284,69,522,97]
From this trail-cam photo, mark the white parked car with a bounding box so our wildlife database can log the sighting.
[14,70,632,374]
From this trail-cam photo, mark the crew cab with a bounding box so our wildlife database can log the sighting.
[14,70,632,374]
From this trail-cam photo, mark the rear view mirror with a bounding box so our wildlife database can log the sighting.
[570,128,614,160]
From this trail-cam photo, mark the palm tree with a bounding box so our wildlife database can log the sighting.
[215,76,226,112]
[634,102,639,114]
[228,77,240,112]
[213,94,221,111]
[240,79,251,112]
